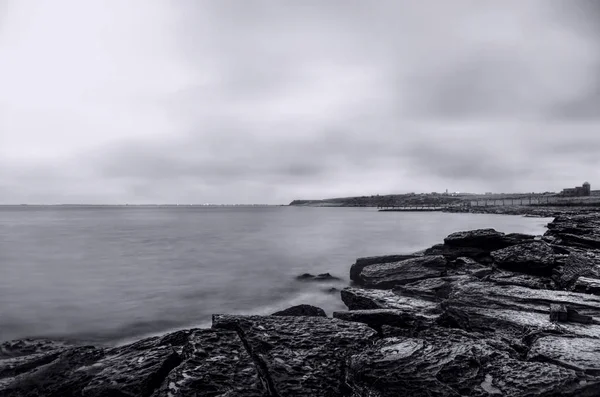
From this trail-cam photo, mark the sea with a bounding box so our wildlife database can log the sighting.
[0,206,552,345]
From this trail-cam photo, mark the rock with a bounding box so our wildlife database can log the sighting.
[394,276,472,301]
[333,309,434,334]
[444,228,531,251]
[545,214,600,249]
[573,276,600,295]
[566,308,593,325]
[529,336,600,375]
[553,252,600,289]
[448,257,491,276]
[272,304,327,317]
[350,254,417,282]
[422,243,490,261]
[491,242,556,276]
[296,272,341,282]
[359,255,447,289]
[487,271,556,290]
[0,339,72,381]
[1,346,106,397]
[325,287,339,294]
[151,329,263,397]
[549,304,568,322]
[346,329,591,397]
[212,314,376,396]
[340,287,439,314]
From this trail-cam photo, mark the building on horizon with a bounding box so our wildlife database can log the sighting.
[561,182,591,197]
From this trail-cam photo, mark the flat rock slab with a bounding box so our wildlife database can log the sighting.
[333,309,435,333]
[359,255,447,289]
[444,228,529,250]
[212,314,377,397]
[272,304,326,317]
[350,254,418,282]
[529,336,600,375]
[341,287,439,313]
[81,338,181,397]
[347,329,588,397]
[491,242,556,276]
[152,329,263,397]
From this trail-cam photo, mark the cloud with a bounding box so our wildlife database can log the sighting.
[0,0,599,203]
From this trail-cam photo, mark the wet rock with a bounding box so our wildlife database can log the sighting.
[333,309,434,334]
[573,277,600,295]
[491,241,556,276]
[0,340,72,381]
[550,304,568,322]
[81,338,182,397]
[359,255,447,289]
[151,329,263,397]
[394,276,472,301]
[350,254,417,282]
[346,329,588,397]
[448,257,491,276]
[444,228,530,251]
[296,272,340,282]
[212,314,376,397]
[0,346,105,397]
[529,336,600,375]
[423,243,489,262]
[272,304,326,317]
[340,287,439,313]
[0,339,71,360]
[487,271,556,290]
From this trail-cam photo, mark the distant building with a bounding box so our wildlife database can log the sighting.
[561,182,591,197]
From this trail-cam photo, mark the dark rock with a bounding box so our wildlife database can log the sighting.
[394,276,471,301]
[350,254,417,282]
[491,241,556,276]
[359,255,447,289]
[545,214,600,249]
[0,340,72,381]
[436,305,472,331]
[553,252,600,289]
[346,329,590,397]
[1,346,106,397]
[529,336,600,375]
[567,307,593,325]
[333,309,433,334]
[423,243,490,261]
[212,314,376,396]
[444,228,531,251]
[573,276,600,295]
[296,272,340,282]
[151,329,263,397]
[340,287,439,313]
[272,304,327,317]
[549,304,568,322]
[487,271,556,290]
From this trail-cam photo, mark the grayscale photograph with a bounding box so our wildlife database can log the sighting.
[1,0,600,396]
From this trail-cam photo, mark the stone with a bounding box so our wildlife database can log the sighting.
[573,277,600,295]
[212,314,376,396]
[359,255,447,289]
[567,308,593,325]
[487,271,556,290]
[350,254,417,282]
[340,287,439,313]
[545,214,600,249]
[491,242,556,276]
[151,329,263,397]
[549,304,568,322]
[333,309,434,334]
[272,304,327,317]
[423,243,489,261]
[553,252,600,289]
[529,336,600,375]
[296,272,341,282]
[346,329,589,397]
[444,228,527,250]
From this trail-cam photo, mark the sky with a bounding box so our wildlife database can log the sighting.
[0,0,599,204]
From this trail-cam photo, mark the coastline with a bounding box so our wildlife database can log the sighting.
[3,212,600,395]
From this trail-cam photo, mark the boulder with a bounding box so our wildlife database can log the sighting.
[529,336,600,375]
[340,287,439,313]
[212,314,376,396]
[444,228,531,251]
[272,304,327,317]
[491,242,556,276]
[346,329,591,396]
[296,273,340,282]
[333,309,434,334]
[350,254,417,282]
[359,255,447,289]
[151,329,263,397]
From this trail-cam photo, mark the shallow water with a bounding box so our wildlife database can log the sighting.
[0,206,552,344]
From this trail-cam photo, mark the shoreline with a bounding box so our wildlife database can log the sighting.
[3,212,600,395]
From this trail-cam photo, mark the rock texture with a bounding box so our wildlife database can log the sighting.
[5,213,600,395]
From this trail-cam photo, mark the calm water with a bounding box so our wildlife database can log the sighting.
[0,206,552,345]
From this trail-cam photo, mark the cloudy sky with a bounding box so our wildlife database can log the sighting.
[0,0,599,204]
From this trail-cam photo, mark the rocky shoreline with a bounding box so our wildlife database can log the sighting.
[4,214,600,396]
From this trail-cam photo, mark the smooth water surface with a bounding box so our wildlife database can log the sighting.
[0,206,552,344]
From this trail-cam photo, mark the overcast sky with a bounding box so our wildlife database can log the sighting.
[1,0,599,204]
